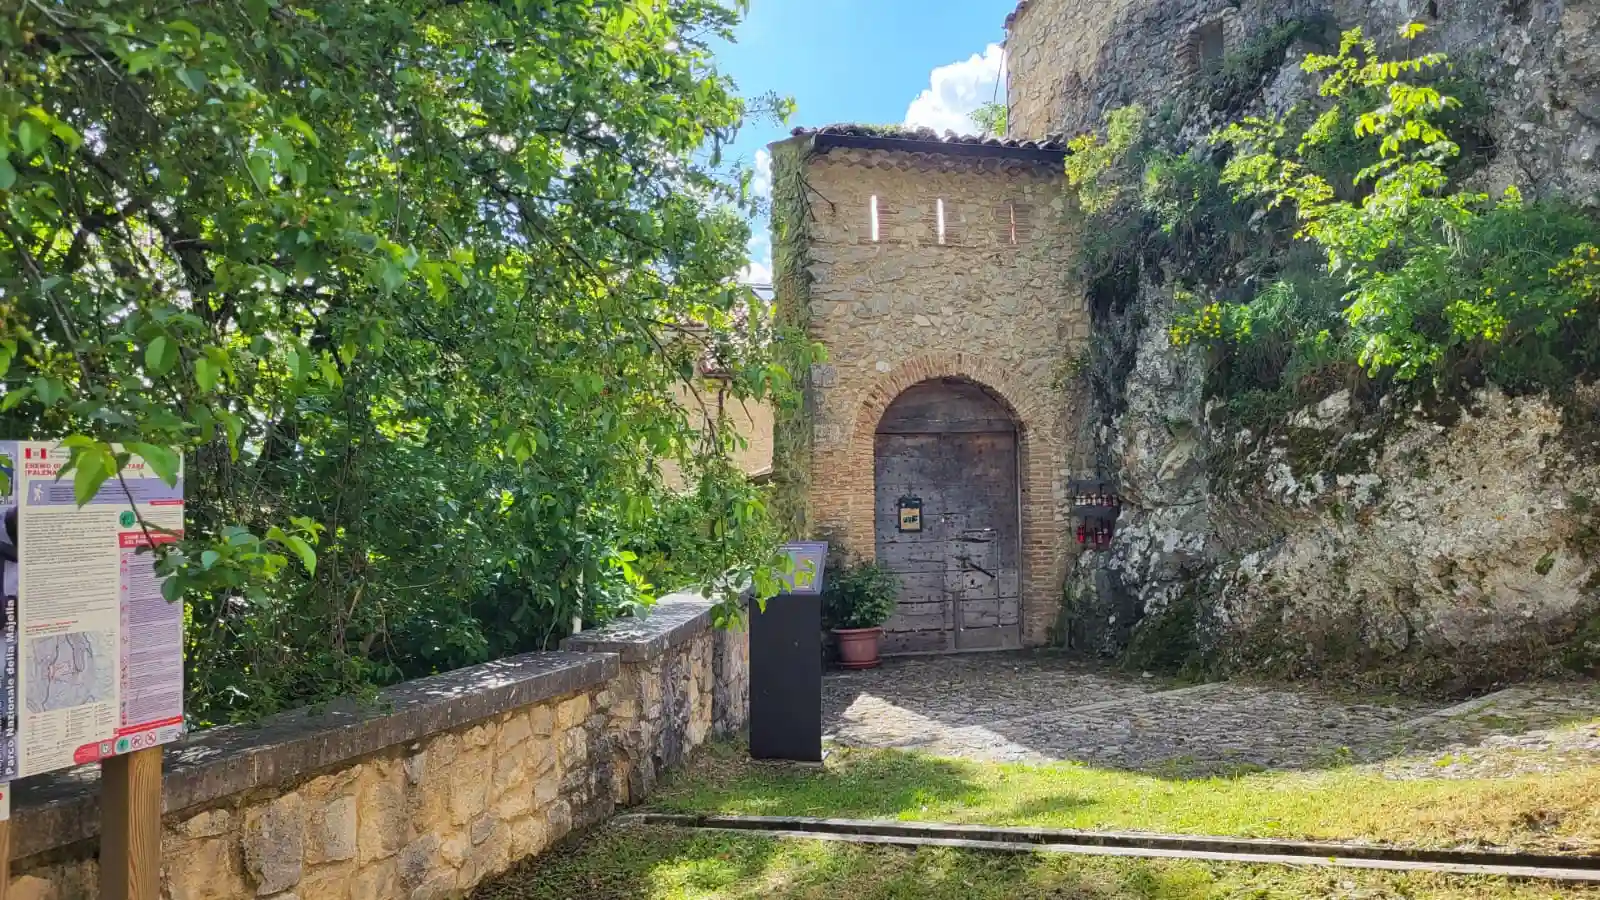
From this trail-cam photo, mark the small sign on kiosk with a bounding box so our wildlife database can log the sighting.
[749,541,827,763]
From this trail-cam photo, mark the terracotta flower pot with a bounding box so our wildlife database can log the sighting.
[833,627,882,670]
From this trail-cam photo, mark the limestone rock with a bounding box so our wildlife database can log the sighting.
[308,794,357,864]
[243,794,305,895]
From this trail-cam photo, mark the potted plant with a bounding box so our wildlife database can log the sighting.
[821,557,900,669]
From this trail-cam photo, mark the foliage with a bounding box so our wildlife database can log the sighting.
[0,0,799,723]
[1066,106,1151,218]
[970,101,1008,139]
[1066,105,1251,291]
[820,556,899,630]
[1197,16,1336,116]
[1215,25,1600,385]
[767,138,823,540]
[1121,590,1208,678]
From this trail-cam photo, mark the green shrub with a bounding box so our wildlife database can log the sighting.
[1216,24,1600,387]
[822,558,901,630]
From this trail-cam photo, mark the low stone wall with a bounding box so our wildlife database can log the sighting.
[6,594,748,900]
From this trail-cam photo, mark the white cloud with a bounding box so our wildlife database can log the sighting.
[740,232,772,285]
[752,149,772,199]
[740,259,773,285]
[903,43,1007,136]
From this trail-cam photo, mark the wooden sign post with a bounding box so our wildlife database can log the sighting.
[0,811,10,900]
[100,747,163,900]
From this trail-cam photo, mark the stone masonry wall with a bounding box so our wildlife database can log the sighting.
[778,137,1092,645]
[1005,0,1600,200]
[1005,0,1320,140]
[6,595,747,900]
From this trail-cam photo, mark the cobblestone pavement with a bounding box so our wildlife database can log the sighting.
[821,652,1600,776]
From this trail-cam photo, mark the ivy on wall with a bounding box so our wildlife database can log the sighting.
[766,136,827,540]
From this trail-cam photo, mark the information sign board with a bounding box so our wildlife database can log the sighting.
[0,441,185,779]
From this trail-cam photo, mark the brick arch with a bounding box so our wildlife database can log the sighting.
[824,351,1065,647]
[847,352,1049,447]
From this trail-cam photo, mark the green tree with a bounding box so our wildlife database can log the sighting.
[970,101,1007,138]
[1215,24,1599,384]
[0,0,801,722]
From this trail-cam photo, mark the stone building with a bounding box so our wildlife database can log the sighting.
[768,127,1090,651]
[773,0,1599,669]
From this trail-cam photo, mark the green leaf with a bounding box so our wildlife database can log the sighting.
[282,114,321,148]
[146,335,179,375]
[128,442,181,487]
[176,67,208,93]
[72,446,114,506]
[194,356,218,392]
[285,535,317,575]
[201,550,221,570]
[169,19,202,39]
[247,151,272,191]
[32,376,65,407]
[16,120,46,156]
[0,158,15,191]
[216,409,244,459]
[1,385,34,412]
[0,341,13,377]
[50,120,82,151]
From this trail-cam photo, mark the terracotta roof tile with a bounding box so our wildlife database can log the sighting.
[789,124,1066,152]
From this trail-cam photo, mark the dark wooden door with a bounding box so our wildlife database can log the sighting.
[874,380,1020,653]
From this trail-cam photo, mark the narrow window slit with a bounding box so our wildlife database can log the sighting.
[936,199,947,245]
[870,195,880,243]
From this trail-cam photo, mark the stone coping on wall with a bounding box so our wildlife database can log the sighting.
[9,650,626,861]
[8,591,734,861]
[561,592,726,662]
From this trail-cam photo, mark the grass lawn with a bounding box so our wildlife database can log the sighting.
[646,743,1600,854]
[473,825,1597,899]
[474,731,1600,899]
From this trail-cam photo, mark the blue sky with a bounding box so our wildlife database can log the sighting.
[712,0,1019,283]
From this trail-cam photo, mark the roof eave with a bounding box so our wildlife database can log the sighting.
[810,132,1066,163]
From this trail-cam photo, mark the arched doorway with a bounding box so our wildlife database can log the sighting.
[874,378,1021,653]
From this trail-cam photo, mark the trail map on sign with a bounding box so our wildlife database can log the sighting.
[0,441,186,778]
[27,632,114,712]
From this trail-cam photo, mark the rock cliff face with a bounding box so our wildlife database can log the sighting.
[1025,0,1600,690]
[1007,0,1600,201]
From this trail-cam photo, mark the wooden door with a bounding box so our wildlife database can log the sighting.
[873,380,1020,654]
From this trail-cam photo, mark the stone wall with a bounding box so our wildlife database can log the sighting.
[1005,0,1322,139]
[772,134,1092,645]
[1005,0,1600,200]
[6,595,747,900]
[663,381,775,489]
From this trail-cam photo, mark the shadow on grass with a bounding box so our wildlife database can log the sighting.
[470,823,1587,900]
[638,739,1600,854]
[644,740,1094,821]
[468,824,1187,900]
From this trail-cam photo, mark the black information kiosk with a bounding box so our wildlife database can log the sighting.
[749,541,827,762]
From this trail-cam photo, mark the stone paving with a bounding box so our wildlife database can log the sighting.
[821,652,1600,776]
